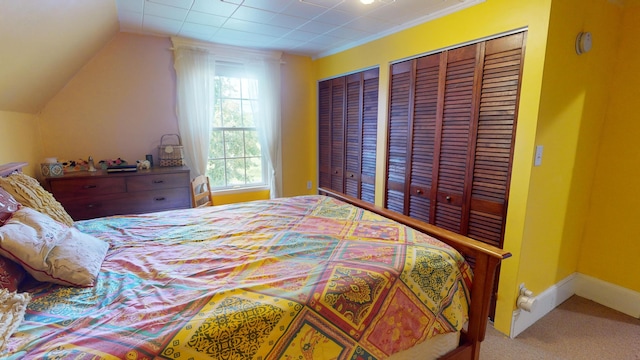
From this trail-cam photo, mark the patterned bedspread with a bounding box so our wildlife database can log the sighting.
[4,195,472,360]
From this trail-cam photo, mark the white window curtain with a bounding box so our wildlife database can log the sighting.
[171,38,283,198]
[246,58,282,199]
[172,47,215,177]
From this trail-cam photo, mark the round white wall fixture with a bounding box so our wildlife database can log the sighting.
[576,32,592,55]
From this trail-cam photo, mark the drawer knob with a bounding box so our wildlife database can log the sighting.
[152,180,164,184]
[154,197,166,201]
[83,185,97,189]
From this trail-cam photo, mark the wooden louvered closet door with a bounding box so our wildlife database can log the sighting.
[318,68,379,204]
[385,31,526,250]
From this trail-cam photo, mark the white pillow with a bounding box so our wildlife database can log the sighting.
[0,208,108,287]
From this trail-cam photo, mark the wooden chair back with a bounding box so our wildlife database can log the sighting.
[190,175,213,208]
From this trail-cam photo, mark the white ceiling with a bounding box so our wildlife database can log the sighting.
[116,0,484,58]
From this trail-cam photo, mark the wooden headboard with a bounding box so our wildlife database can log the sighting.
[0,162,28,177]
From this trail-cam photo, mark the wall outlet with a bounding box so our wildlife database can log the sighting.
[306,180,312,190]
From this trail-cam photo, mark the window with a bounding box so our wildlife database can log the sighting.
[207,64,267,190]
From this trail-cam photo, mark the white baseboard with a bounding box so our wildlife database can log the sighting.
[510,273,640,338]
[510,273,577,338]
[575,273,640,319]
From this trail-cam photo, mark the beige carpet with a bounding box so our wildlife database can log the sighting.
[480,295,640,359]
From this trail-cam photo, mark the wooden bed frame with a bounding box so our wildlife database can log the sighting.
[319,188,511,360]
[0,162,510,359]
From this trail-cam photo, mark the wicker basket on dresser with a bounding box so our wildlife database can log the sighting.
[44,166,191,220]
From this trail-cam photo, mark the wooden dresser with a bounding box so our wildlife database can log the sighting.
[44,166,191,220]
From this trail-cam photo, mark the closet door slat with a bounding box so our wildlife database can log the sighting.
[468,32,525,248]
[433,45,478,233]
[385,62,412,213]
[408,54,440,223]
[318,80,332,189]
[361,70,379,203]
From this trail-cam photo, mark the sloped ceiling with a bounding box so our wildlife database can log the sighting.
[0,0,119,114]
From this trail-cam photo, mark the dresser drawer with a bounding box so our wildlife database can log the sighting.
[126,172,190,191]
[59,193,132,220]
[49,177,126,198]
[122,188,191,213]
[45,166,191,220]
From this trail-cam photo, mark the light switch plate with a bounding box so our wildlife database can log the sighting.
[534,145,543,166]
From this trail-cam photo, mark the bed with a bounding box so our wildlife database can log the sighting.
[0,162,510,360]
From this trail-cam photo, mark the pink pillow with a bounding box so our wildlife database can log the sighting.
[0,188,20,226]
[0,255,25,291]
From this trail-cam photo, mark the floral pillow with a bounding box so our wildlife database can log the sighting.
[0,188,20,226]
[0,207,108,287]
[0,256,25,292]
[0,172,74,226]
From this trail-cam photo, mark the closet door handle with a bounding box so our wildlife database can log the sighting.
[446,195,451,202]
[416,189,423,194]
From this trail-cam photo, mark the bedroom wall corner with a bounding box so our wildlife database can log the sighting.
[280,53,317,197]
[507,0,624,335]
[0,111,42,177]
[577,3,640,295]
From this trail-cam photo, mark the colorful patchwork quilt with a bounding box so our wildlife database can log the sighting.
[4,195,472,359]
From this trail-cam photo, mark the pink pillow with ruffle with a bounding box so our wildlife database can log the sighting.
[0,188,20,226]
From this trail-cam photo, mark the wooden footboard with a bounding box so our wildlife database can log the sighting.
[318,188,511,360]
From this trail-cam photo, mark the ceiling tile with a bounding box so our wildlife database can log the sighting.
[280,1,328,19]
[325,26,369,40]
[223,18,291,37]
[269,13,309,29]
[191,0,239,17]
[146,0,194,10]
[231,6,277,23]
[180,22,219,36]
[299,0,345,9]
[297,20,336,34]
[116,0,144,13]
[240,0,293,12]
[144,2,189,21]
[333,0,388,15]
[312,9,358,26]
[143,15,183,34]
[185,11,227,27]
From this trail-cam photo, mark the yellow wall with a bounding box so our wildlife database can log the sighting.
[579,5,640,292]
[280,53,318,197]
[517,0,622,299]
[314,0,552,334]
[0,111,42,177]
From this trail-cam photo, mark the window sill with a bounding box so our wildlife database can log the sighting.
[211,185,269,196]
